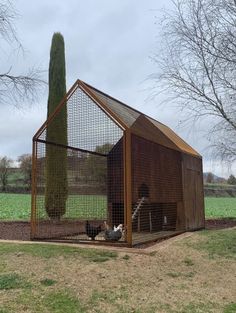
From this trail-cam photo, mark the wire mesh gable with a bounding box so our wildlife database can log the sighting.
[32,84,126,243]
[37,84,124,150]
[80,81,140,128]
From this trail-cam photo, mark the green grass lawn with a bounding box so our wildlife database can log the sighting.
[0,193,236,221]
[0,229,235,312]
[183,228,236,259]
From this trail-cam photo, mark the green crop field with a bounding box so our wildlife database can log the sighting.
[37,194,107,220]
[0,193,31,220]
[204,197,236,218]
[0,193,106,221]
[0,193,236,221]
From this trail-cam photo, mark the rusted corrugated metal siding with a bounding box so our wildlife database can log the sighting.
[131,134,183,203]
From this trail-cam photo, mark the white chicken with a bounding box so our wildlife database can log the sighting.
[113,224,123,231]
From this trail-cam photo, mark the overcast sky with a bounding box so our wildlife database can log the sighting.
[0,0,233,177]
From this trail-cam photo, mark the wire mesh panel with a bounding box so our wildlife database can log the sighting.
[131,135,184,246]
[32,85,126,243]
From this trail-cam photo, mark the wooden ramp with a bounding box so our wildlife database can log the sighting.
[132,230,184,246]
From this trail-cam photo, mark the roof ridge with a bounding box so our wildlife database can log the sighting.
[79,79,200,158]
[81,80,167,127]
[146,116,200,156]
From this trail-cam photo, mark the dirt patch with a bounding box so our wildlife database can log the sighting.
[0,218,235,243]
[0,220,102,241]
[0,221,30,240]
[205,218,236,229]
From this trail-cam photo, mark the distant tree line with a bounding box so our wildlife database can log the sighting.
[0,154,32,192]
[227,175,236,186]
[204,172,236,185]
[0,156,12,192]
[0,143,112,194]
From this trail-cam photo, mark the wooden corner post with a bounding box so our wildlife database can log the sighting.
[31,139,37,239]
[124,129,132,246]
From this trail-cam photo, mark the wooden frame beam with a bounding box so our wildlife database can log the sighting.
[124,129,132,246]
[36,139,107,157]
[30,140,37,239]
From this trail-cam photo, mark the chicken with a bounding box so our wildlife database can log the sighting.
[85,220,102,240]
[113,224,123,231]
[104,221,123,241]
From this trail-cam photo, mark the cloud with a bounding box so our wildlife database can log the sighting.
[0,104,46,158]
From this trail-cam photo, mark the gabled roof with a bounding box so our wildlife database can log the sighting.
[79,80,201,158]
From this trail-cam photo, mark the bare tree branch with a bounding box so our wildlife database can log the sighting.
[153,0,236,161]
[0,68,46,106]
[0,1,46,107]
[0,0,21,48]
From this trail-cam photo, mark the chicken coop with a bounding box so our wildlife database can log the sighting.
[31,79,205,247]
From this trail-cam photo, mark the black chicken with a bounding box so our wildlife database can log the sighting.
[85,220,102,240]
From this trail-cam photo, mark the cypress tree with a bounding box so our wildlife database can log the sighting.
[45,32,68,220]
